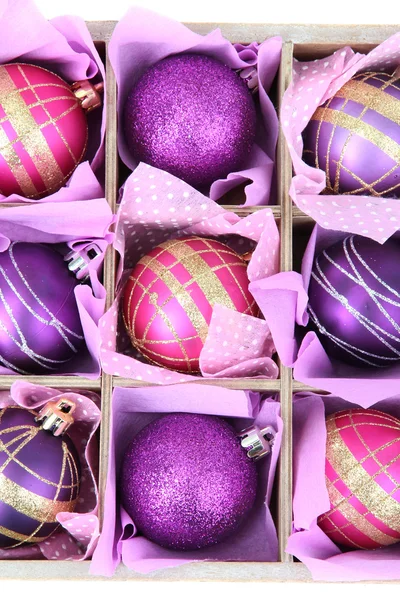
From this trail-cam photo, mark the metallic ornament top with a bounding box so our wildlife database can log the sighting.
[0,404,80,548]
[308,234,400,368]
[303,71,400,197]
[0,63,102,199]
[123,53,257,188]
[122,236,258,373]
[0,242,85,375]
[120,412,259,551]
[318,408,400,550]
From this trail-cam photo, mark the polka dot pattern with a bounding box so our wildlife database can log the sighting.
[281,33,400,242]
[0,382,101,561]
[100,164,280,383]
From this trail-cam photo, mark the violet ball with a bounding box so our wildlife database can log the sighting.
[123,53,257,188]
[0,242,84,375]
[120,413,258,550]
[308,234,400,368]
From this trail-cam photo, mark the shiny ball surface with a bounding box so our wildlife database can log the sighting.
[303,72,400,197]
[0,406,80,548]
[0,242,84,375]
[122,236,258,373]
[123,53,257,187]
[0,63,87,199]
[120,412,258,550]
[319,408,400,549]
[308,235,400,368]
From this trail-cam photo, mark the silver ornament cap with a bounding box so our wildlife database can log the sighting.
[65,242,102,281]
[35,398,76,437]
[239,424,276,460]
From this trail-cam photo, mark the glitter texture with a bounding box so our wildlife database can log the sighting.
[123,53,257,188]
[120,413,258,551]
[308,235,400,367]
[122,236,258,373]
[0,63,88,199]
[0,242,84,374]
[0,406,80,548]
[318,409,400,550]
[303,71,400,197]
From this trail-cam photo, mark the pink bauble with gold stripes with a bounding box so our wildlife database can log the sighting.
[0,63,100,199]
[318,408,400,550]
[122,236,258,373]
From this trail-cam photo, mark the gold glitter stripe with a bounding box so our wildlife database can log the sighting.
[0,67,64,192]
[312,107,400,163]
[0,472,75,523]
[0,125,37,196]
[0,524,47,544]
[324,475,399,546]
[138,255,209,343]
[165,242,236,311]
[326,418,400,531]
[336,79,400,124]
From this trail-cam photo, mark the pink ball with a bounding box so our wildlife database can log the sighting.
[0,63,88,199]
[318,409,400,549]
[122,236,258,373]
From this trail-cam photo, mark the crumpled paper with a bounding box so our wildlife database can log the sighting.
[282,32,400,242]
[100,163,280,384]
[288,392,400,582]
[0,381,100,561]
[0,198,114,378]
[0,0,105,203]
[91,385,281,576]
[250,223,400,406]
[109,6,281,206]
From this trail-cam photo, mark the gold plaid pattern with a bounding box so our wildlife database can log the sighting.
[124,237,257,373]
[319,410,400,548]
[0,406,79,548]
[310,71,400,196]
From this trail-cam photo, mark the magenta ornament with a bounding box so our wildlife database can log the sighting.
[308,234,400,368]
[303,71,400,197]
[120,413,259,550]
[123,53,257,188]
[0,401,80,548]
[0,242,84,375]
[122,236,258,373]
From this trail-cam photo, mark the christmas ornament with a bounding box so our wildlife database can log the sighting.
[308,234,400,368]
[0,241,101,375]
[122,236,258,373]
[0,63,102,199]
[318,408,400,550]
[120,412,275,550]
[0,399,81,548]
[303,70,400,197]
[123,53,257,188]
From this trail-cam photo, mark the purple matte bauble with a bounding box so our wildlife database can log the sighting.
[123,53,257,188]
[120,413,258,550]
[308,235,400,367]
[0,406,81,548]
[303,72,400,197]
[0,242,84,375]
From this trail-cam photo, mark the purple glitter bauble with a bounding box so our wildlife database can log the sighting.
[120,413,258,550]
[303,72,400,197]
[123,53,257,188]
[0,406,80,548]
[308,235,400,367]
[0,242,84,375]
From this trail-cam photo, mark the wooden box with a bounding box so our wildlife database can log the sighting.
[2,21,400,582]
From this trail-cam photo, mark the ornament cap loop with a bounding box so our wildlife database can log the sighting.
[237,66,259,93]
[35,399,76,436]
[239,424,276,460]
[71,80,104,112]
[65,243,102,281]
